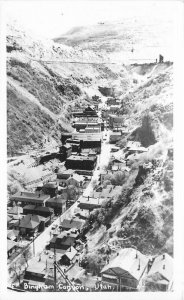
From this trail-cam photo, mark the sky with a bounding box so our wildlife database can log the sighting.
[4,0,177,39]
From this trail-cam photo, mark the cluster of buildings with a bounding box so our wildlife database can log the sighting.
[21,243,173,292]
[7,99,173,293]
[100,248,173,291]
[21,213,88,290]
[7,167,90,259]
[72,106,104,133]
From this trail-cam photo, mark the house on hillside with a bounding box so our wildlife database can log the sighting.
[101,248,149,291]
[144,253,173,291]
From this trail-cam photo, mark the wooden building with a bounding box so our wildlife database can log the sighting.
[45,196,67,215]
[59,246,78,266]
[144,253,173,291]
[10,192,50,207]
[13,214,47,236]
[78,196,103,211]
[101,248,149,291]
[23,205,54,219]
[49,235,76,251]
[66,173,85,187]
[60,219,84,232]
[59,144,72,160]
[65,155,97,171]
[109,114,124,130]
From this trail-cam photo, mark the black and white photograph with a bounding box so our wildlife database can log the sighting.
[0,0,184,298]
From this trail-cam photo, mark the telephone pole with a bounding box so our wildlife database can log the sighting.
[54,245,57,292]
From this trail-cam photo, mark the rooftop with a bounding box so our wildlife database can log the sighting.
[66,155,96,162]
[46,196,67,204]
[7,239,17,251]
[7,229,19,240]
[55,235,76,246]
[8,206,23,215]
[60,219,84,230]
[15,214,46,229]
[101,248,149,281]
[67,173,85,182]
[25,253,60,274]
[110,132,122,136]
[79,197,104,209]
[23,204,36,210]
[62,246,77,261]
[72,132,102,141]
[10,192,50,202]
[147,253,173,283]
[66,265,84,281]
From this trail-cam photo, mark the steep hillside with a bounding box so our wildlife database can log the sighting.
[7,22,133,155]
[81,63,173,270]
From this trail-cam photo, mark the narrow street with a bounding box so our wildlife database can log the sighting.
[8,123,114,287]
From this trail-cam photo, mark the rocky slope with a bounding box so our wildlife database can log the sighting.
[7,22,132,155]
[7,20,173,268]
[81,62,173,270]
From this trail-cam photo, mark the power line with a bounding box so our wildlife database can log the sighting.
[30,58,155,65]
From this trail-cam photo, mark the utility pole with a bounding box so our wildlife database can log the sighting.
[54,245,57,292]
[33,233,35,256]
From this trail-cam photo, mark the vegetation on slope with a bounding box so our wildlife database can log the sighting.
[80,65,173,275]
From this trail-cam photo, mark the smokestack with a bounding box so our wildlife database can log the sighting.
[163,264,165,270]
